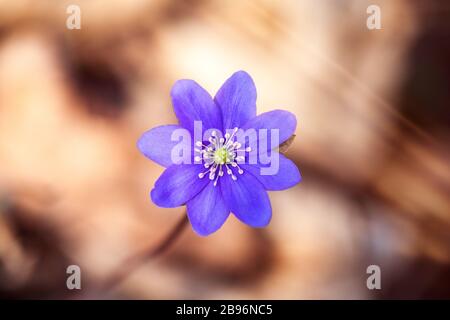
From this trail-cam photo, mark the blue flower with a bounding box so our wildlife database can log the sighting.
[138,71,301,236]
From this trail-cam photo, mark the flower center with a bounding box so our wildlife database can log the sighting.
[195,128,251,187]
[214,147,231,164]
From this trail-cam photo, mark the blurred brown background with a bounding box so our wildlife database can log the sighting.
[0,0,449,299]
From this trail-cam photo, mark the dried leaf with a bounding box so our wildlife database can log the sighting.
[277,134,296,154]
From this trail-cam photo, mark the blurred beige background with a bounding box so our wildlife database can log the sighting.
[0,0,449,299]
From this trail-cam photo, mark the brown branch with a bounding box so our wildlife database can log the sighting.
[100,213,189,292]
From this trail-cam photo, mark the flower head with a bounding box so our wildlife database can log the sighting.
[138,71,301,236]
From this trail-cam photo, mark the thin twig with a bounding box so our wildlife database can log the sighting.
[101,214,189,292]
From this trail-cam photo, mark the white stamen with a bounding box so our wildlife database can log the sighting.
[213,166,221,187]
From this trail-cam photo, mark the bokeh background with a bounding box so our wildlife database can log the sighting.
[0,0,449,299]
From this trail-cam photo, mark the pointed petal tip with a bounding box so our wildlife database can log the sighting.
[150,187,172,208]
[170,79,195,96]
[187,215,226,236]
[190,224,216,237]
[227,70,256,88]
[235,210,271,228]
[136,133,145,153]
[232,70,252,77]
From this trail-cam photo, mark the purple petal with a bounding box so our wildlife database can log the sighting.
[240,154,301,191]
[171,79,223,132]
[186,182,230,236]
[137,125,191,167]
[151,164,208,208]
[215,71,256,130]
[241,110,297,151]
[220,172,272,227]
